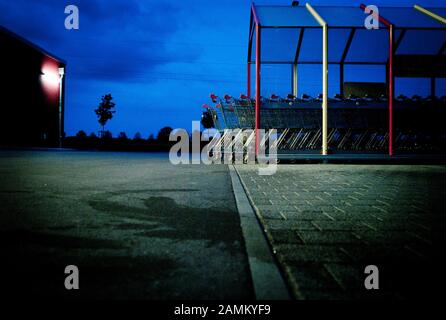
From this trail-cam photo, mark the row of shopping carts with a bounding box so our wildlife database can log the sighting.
[201,93,446,152]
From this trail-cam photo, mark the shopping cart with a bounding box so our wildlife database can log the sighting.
[203,93,446,153]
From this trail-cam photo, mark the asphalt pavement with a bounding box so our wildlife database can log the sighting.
[0,150,254,299]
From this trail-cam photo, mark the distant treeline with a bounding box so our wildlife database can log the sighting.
[64,127,212,152]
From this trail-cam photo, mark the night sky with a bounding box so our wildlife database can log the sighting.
[1,0,445,138]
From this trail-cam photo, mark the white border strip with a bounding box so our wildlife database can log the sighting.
[229,165,290,300]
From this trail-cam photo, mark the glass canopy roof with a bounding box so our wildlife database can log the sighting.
[249,5,446,65]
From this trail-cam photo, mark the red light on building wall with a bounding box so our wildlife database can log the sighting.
[41,70,59,86]
[41,59,60,99]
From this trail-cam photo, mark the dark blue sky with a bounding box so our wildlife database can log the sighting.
[1,0,445,137]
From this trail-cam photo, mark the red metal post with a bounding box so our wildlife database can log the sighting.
[255,24,261,156]
[360,4,392,26]
[389,25,394,156]
[360,4,394,156]
[247,63,251,98]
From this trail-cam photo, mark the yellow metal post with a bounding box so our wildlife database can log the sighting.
[306,3,328,155]
[293,63,298,97]
[414,5,446,24]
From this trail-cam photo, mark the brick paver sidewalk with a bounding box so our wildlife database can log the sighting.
[235,164,446,300]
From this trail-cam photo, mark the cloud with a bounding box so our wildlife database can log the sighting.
[0,0,201,81]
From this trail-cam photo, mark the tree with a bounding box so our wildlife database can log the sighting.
[157,126,173,143]
[94,94,116,137]
[76,130,87,139]
[147,134,155,142]
[133,132,142,140]
[102,130,113,139]
[118,132,128,140]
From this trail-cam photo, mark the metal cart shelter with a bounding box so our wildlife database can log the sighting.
[245,3,446,156]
